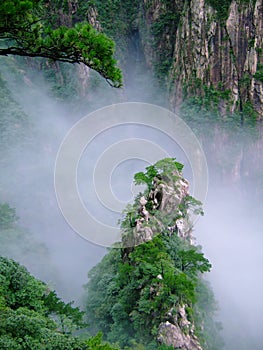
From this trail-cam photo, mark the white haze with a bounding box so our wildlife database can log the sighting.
[1,50,263,350]
[195,189,263,349]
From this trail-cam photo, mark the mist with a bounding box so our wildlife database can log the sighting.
[1,41,263,350]
[195,187,263,349]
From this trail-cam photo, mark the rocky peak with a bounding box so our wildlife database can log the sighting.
[121,164,195,248]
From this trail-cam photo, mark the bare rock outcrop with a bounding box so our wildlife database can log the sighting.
[124,170,193,247]
[158,321,202,350]
[157,303,203,350]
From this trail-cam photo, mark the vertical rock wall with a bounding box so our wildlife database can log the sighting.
[169,0,263,117]
[138,0,263,118]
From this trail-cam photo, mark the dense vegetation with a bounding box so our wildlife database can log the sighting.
[85,160,223,350]
[0,0,122,87]
[206,0,254,21]
[0,255,121,350]
[0,202,118,350]
[85,239,221,349]
[84,0,140,42]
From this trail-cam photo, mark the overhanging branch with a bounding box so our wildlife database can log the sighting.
[0,47,122,88]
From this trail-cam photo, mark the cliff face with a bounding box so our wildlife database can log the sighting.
[169,0,263,117]
[138,0,263,118]
[138,0,183,77]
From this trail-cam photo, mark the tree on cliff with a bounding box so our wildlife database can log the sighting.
[0,0,122,87]
[84,159,223,350]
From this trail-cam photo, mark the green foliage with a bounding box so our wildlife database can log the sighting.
[0,0,122,87]
[181,196,204,216]
[0,205,106,349]
[151,9,180,79]
[155,158,184,173]
[206,0,255,21]
[181,76,232,114]
[177,249,211,276]
[194,280,224,350]
[85,0,140,39]
[86,332,119,350]
[85,231,215,348]
[134,158,184,191]
[0,256,118,349]
[206,0,232,21]
[134,165,158,190]
[82,0,140,66]
[0,256,82,348]
[152,12,180,37]
[85,250,122,335]
[43,290,87,334]
[180,78,258,135]
[85,160,220,349]
[253,63,263,82]
[242,100,258,121]
[85,0,179,82]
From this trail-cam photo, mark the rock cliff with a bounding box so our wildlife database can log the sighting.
[137,0,263,118]
[122,163,195,248]
[169,0,263,118]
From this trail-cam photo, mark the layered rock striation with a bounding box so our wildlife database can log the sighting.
[137,0,263,117]
[169,0,263,117]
